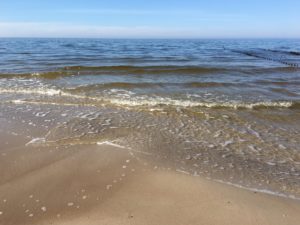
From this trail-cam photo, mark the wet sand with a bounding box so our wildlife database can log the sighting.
[0,139,299,225]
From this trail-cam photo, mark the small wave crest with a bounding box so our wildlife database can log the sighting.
[1,65,299,80]
[2,86,296,110]
[9,98,296,110]
[67,81,240,91]
[106,98,295,109]
[0,87,62,96]
[0,65,225,79]
[61,65,225,75]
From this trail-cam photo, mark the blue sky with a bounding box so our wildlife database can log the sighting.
[0,0,299,38]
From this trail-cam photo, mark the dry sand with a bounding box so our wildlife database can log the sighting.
[0,140,299,225]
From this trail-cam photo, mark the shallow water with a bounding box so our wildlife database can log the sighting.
[0,38,299,198]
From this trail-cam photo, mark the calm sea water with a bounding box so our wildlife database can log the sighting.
[0,38,300,198]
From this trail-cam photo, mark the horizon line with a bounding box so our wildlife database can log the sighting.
[1,36,300,39]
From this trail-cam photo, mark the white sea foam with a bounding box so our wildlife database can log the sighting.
[97,141,130,149]
[176,169,190,175]
[107,97,294,109]
[9,99,96,107]
[213,179,300,201]
[0,87,61,96]
[1,86,295,110]
[26,138,46,146]
[221,140,234,147]
[174,170,300,201]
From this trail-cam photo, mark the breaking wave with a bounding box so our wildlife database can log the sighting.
[1,87,297,110]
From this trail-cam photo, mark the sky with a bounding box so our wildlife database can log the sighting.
[0,0,299,38]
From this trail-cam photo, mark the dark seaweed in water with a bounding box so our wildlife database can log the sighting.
[226,48,300,67]
[262,49,300,56]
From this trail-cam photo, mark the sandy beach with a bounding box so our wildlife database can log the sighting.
[0,135,299,225]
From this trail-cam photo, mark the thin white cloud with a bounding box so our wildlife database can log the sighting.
[57,8,240,17]
[58,9,174,15]
[0,22,299,38]
[53,8,245,21]
[0,22,198,38]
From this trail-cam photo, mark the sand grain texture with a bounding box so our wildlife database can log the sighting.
[0,142,299,225]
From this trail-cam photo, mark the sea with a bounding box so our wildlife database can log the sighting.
[0,38,299,199]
